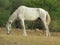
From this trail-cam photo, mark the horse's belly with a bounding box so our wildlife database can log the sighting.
[24,16,37,20]
[24,14,39,20]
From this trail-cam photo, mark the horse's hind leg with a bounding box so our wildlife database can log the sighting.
[21,19,27,36]
[43,21,50,36]
[40,15,50,36]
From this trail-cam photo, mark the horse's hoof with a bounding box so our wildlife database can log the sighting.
[46,33,51,37]
[23,34,27,36]
[7,32,10,35]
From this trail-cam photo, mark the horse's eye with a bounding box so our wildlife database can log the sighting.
[8,21,11,24]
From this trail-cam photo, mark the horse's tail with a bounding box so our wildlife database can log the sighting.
[46,13,51,26]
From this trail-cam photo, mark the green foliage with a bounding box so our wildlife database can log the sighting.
[0,0,10,8]
[0,0,60,32]
[0,8,10,27]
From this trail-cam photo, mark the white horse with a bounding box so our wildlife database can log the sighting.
[6,5,51,36]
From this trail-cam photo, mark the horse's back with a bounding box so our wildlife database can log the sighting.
[18,6,49,21]
[18,6,40,20]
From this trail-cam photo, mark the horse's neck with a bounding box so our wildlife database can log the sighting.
[8,9,18,23]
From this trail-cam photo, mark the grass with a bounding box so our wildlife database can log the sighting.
[0,28,60,45]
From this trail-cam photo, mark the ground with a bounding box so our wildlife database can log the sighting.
[0,28,60,45]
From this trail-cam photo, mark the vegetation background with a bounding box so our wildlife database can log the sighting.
[0,0,60,32]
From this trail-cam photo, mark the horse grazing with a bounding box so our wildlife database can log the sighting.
[6,6,51,36]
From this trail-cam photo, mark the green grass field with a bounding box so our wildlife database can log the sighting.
[0,28,60,45]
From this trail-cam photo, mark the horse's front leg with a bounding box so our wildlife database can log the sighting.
[21,19,27,36]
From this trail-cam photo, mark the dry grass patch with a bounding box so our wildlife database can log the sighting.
[0,28,60,45]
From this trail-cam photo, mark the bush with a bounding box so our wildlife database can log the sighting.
[0,0,10,8]
[0,8,10,27]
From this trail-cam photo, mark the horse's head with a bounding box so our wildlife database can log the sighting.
[6,21,12,34]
